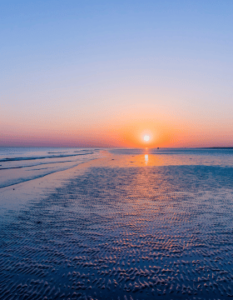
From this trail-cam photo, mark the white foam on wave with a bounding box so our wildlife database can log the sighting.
[0,147,99,189]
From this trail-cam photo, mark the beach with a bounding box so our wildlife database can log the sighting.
[1,148,233,299]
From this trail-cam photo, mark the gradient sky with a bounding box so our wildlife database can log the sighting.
[1,1,233,147]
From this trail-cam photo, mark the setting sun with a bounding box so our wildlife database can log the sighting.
[144,135,150,142]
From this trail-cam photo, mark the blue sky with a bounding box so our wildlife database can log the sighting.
[1,1,233,147]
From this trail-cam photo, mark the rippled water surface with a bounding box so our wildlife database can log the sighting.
[1,148,233,299]
[0,147,99,188]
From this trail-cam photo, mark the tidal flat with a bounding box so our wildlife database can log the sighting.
[1,148,233,300]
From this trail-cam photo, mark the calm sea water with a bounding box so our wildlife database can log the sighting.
[0,147,100,188]
[1,148,233,299]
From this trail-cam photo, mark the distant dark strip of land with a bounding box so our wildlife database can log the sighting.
[202,147,233,149]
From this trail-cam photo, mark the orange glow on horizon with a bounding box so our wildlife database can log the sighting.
[117,118,175,148]
[2,105,232,148]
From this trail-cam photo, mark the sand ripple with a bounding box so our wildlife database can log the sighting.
[1,165,233,299]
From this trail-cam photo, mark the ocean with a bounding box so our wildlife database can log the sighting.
[0,147,100,189]
[0,147,233,299]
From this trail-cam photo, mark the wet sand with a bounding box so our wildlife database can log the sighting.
[1,151,233,299]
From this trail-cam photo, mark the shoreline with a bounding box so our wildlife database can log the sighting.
[1,149,233,299]
[0,151,109,215]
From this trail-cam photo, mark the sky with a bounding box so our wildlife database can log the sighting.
[1,0,233,148]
